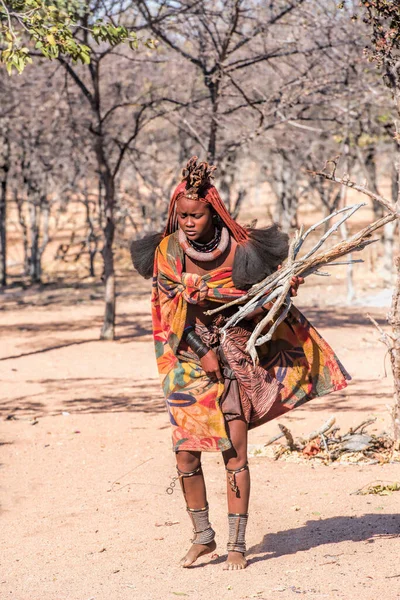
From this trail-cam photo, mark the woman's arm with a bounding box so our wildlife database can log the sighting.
[183,310,223,382]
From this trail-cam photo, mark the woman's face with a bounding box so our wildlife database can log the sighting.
[176,196,215,243]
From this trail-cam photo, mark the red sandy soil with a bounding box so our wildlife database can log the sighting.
[1,271,400,600]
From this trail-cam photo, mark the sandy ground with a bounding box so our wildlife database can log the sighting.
[1,272,400,600]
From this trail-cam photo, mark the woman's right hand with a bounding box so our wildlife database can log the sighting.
[200,349,223,382]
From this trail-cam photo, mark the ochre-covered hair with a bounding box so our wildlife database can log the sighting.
[164,156,249,244]
[130,156,289,282]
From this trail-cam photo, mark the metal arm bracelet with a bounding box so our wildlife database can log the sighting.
[183,326,210,359]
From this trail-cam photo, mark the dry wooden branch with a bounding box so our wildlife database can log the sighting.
[278,423,296,451]
[352,481,400,496]
[366,314,395,351]
[305,416,336,442]
[264,431,285,447]
[265,417,395,464]
[307,168,397,216]
[345,417,376,437]
[206,204,396,364]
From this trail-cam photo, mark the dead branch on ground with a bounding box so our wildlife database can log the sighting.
[263,417,397,465]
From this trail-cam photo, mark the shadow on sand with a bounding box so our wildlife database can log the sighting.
[297,307,387,330]
[1,378,165,418]
[197,513,400,568]
[246,513,400,565]
[0,312,152,362]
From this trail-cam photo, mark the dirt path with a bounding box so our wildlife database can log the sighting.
[1,276,400,600]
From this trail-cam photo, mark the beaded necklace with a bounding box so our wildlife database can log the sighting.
[178,226,229,262]
[187,226,221,253]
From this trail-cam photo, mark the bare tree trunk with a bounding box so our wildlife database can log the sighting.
[388,99,400,447]
[0,132,9,287]
[231,189,246,220]
[339,138,354,304]
[87,206,98,278]
[101,215,115,340]
[206,78,220,163]
[98,157,116,340]
[37,197,50,276]
[388,254,400,447]
[274,178,299,233]
[89,59,117,340]
[28,196,41,283]
[0,173,6,287]
[383,221,396,284]
[14,191,29,276]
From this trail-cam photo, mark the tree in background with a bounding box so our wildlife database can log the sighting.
[0,119,10,286]
[2,0,399,350]
[361,0,400,444]
[138,0,365,225]
[0,0,141,73]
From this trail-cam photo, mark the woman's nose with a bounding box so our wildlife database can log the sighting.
[186,217,194,227]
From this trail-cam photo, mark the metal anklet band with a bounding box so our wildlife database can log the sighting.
[187,503,215,545]
[176,464,203,498]
[226,463,249,494]
[166,464,203,495]
[227,513,248,554]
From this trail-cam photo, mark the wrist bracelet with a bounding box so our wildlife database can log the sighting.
[183,328,210,359]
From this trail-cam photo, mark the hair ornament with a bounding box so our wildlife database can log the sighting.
[181,156,217,200]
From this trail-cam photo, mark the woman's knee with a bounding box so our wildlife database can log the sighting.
[176,450,201,473]
[223,419,248,470]
[223,439,248,470]
[224,450,248,471]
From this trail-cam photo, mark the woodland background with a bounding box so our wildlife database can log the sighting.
[1,0,398,337]
[2,4,400,598]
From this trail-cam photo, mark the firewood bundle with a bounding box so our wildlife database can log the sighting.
[207,203,396,364]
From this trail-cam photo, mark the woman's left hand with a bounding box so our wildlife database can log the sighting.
[289,275,304,297]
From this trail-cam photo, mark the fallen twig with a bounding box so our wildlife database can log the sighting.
[352,481,400,495]
[367,314,394,352]
[278,423,296,451]
[306,416,336,442]
[264,431,285,447]
[345,417,377,437]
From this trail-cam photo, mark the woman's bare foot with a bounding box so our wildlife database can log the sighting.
[223,551,247,570]
[180,540,217,568]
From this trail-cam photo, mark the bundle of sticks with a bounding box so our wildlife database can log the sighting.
[206,203,396,364]
[264,416,394,464]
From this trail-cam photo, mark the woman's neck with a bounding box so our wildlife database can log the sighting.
[196,225,216,244]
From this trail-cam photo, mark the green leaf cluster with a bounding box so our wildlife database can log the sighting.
[0,0,156,73]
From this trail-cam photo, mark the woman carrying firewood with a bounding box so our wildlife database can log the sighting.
[130,157,349,570]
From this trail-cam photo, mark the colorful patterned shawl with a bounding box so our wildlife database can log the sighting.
[152,232,349,452]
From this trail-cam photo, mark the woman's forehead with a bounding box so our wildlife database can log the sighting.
[177,196,210,213]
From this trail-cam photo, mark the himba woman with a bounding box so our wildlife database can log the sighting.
[131,157,349,571]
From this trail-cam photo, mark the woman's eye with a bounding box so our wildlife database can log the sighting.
[178,213,203,219]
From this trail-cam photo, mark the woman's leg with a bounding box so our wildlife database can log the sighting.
[222,417,250,570]
[176,450,216,567]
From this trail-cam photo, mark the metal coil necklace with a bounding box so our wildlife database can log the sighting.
[179,226,229,262]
